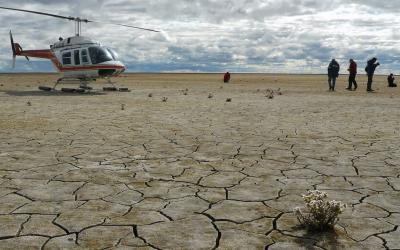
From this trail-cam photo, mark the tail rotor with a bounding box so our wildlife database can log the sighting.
[9,30,29,68]
[10,30,16,68]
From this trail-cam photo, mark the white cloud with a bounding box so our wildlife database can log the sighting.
[0,0,400,73]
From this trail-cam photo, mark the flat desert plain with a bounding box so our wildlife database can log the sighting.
[0,73,399,249]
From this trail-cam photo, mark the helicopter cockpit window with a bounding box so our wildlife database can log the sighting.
[88,47,113,64]
[62,52,72,65]
[107,48,119,60]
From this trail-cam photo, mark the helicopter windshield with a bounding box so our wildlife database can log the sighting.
[107,48,119,60]
[89,46,114,64]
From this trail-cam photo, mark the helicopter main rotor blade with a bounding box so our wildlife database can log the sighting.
[1,6,160,32]
[89,20,160,32]
[0,6,76,21]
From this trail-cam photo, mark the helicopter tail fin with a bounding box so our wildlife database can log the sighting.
[9,30,29,68]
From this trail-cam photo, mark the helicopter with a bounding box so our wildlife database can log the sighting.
[0,6,159,92]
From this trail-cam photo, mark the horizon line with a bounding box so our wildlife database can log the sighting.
[0,72,393,76]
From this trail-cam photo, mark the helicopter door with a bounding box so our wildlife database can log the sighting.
[62,51,72,65]
[81,49,90,65]
[74,50,80,66]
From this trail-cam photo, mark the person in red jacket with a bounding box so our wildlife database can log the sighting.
[224,72,231,83]
[346,59,358,91]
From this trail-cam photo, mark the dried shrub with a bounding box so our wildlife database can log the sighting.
[148,93,153,98]
[208,93,213,99]
[294,190,346,231]
[182,88,189,95]
[162,97,168,102]
[226,98,232,102]
[266,89,274,99]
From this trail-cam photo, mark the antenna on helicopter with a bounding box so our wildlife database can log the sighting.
[0,6,160,36]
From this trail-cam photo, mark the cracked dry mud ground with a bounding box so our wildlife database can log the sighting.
[0,73,399,249]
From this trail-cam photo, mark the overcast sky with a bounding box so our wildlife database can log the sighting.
[0,0,400,73]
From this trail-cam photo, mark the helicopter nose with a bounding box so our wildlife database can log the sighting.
[117,63,126,75]
[113,61,125,75]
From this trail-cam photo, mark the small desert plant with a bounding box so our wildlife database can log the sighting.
[208,93,213,98]
[226,98,232,102]
[121,104,125,110]
[162,97,168,102]
[182,88,189,95]
[148,93,153,97]
[266,89,274,99]
[294,190,346,231]
[27,101,32,106]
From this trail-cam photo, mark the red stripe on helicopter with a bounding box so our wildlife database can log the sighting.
[60,65,125,71]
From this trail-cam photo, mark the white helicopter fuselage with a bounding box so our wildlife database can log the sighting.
[50,36,126,79]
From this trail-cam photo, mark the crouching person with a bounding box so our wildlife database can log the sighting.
[224,72,231,83]
[388,74,397,87]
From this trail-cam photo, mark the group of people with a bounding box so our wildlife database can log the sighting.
[328,57,397,92]
[327,58,379,92]
[223,59,397,90]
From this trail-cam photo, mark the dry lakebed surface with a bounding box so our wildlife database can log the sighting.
[0,73,399,249]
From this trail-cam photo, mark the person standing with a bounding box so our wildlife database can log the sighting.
[366,57,380,92]
[346,59,358,91]
[328,59,340,91]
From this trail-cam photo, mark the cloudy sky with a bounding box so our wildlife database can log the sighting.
[0,0,400,73]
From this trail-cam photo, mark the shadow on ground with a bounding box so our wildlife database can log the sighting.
[2,90,107,97]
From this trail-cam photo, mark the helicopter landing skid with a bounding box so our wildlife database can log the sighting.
[103,77,130,92]
[38,77,129,93]
[103,77,118,91]
[53,77,93,90]
[37,78,94,93]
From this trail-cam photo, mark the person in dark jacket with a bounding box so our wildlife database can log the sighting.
[388,73,397,87]
[327,59,340,91]
[346,59,357,90]
[366,57,380,92]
